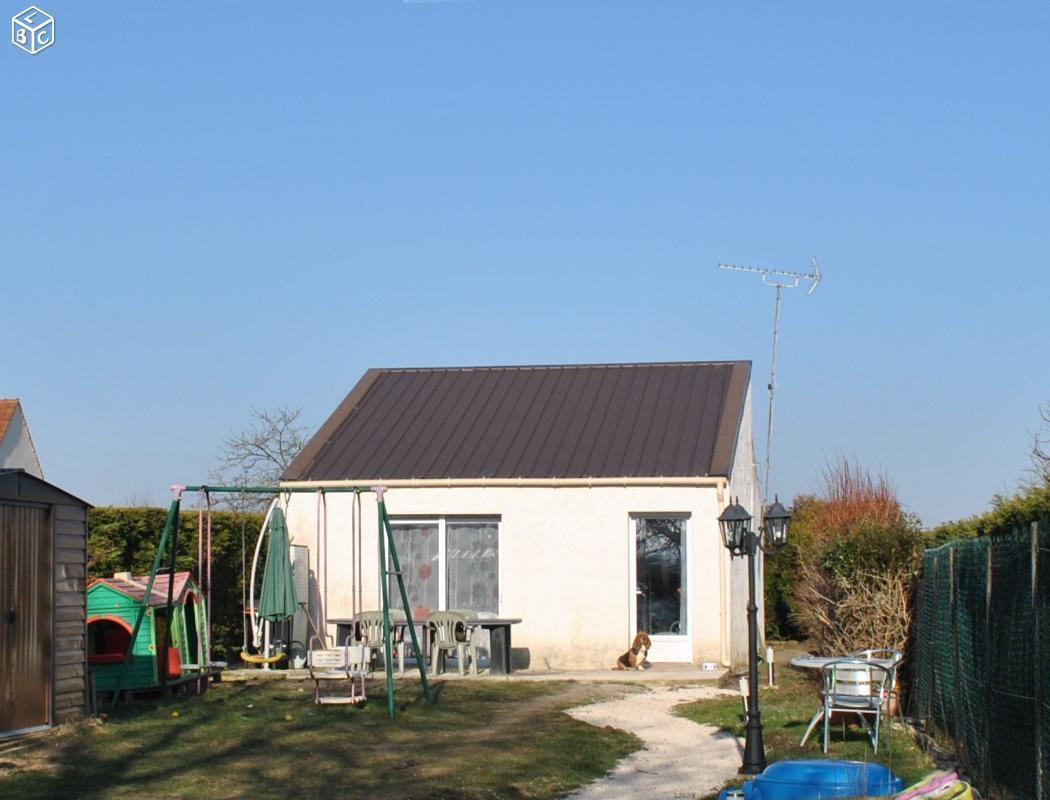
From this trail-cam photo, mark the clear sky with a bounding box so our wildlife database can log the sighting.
[3,2,1046,525]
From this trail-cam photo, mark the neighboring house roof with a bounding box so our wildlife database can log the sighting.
[88,571,196,607]
[0,400,16,440]
[0,398,44,478]
[284,361,751,482]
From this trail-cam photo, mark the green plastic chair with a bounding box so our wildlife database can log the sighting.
[428,611,477,676]
[357,609,407,675]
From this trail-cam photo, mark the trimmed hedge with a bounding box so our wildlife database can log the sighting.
[88,506,265,661]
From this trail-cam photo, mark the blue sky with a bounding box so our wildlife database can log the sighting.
[2,2,1046,525]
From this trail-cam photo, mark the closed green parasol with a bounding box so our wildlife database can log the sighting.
[258,506,297,623]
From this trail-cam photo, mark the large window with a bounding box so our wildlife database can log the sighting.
[388,518,499,615]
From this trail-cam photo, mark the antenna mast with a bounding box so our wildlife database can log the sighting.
[718,258,821,501]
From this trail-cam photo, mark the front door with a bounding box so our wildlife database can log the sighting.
[0,503,52,734]
[631,516,690,662]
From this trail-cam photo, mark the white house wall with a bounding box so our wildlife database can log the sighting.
[726,385,761,666]
[283,484,734,670]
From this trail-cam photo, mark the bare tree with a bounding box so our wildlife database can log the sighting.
[209,407,309,510]
[1032,401,1050,486]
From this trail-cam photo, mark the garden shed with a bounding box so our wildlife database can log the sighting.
[87,571,209,694]
[0,469,90,737]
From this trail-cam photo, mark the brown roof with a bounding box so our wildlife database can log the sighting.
[284,361,751,482]
[89,572,195,606]
[0,400,17,441]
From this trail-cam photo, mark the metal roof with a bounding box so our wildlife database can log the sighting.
[284,361,751,482]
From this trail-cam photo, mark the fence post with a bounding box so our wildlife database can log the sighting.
[928,554,937,727]
[1034,521,1043,800]
[985,539,994,781]
[951,546,961,747]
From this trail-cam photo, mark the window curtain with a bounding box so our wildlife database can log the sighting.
[389,523,439,615]
[446,521,499,614]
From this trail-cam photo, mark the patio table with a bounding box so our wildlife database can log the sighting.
[464,618,522,675]
[789,655,899,670]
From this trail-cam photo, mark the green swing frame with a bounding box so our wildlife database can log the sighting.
[109,484,434,719]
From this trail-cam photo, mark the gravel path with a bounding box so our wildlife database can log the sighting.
[564,685,742,799]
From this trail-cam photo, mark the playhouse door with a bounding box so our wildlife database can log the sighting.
[630,516,691,663]
[0,503,52,734]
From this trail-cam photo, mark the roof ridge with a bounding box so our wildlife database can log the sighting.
[370,360,749,373]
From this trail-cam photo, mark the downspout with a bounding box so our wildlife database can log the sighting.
[717,482,732,667]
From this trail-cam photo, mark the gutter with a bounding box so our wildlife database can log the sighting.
[280,476,728,490]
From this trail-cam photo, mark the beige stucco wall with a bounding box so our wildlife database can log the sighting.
[282,482,739,670]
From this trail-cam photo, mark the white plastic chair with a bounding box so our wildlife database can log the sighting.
[799,658,892,753]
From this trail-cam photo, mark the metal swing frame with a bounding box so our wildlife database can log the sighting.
[109,484,433,719]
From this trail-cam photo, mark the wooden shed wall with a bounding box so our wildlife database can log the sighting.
[53,502,87,722]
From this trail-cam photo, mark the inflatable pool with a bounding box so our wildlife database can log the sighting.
[718,760,905,800]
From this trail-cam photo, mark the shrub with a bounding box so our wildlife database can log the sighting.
[778,458,924,654]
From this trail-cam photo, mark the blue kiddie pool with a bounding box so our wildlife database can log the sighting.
[718,760,905,800]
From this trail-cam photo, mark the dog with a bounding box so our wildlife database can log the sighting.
[613,632,652,670]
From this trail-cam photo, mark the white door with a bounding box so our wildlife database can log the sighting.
[630,516,691,662]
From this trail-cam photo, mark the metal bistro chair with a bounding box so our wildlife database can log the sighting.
[357,609,408,675]
[428,611,478,676]
[800,658,892,754]
[850,648,905,723]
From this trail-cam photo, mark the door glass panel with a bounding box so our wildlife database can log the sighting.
[446,521,499,614]
[389,523,439,616]
[636,517,686,636]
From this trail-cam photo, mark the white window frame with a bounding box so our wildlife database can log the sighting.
[628,513,692,663]
[386,516,501,614]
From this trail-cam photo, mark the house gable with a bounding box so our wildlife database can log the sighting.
[0,400,43,479]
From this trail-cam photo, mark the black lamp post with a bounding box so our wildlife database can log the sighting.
[718,495,792,775]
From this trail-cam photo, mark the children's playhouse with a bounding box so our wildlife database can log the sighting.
[87,571,210,694]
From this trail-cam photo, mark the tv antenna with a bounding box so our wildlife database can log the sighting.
[718,258,822,501]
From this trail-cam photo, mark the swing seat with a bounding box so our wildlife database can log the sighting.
[308,643,369,706]
[239,650,287,665]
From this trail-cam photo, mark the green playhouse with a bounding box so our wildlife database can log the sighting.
[87,571,210,693]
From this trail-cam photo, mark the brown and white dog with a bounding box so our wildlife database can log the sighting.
[613,632,652,670]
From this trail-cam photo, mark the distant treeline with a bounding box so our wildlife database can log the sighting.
[88,506,265,661]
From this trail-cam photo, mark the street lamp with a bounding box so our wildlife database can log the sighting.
[717,495,792,775]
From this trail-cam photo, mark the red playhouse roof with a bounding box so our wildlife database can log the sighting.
[89,571,197,607]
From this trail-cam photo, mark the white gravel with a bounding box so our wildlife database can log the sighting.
[564,685,742,799]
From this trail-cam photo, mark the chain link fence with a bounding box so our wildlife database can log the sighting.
[912,519,1049,799]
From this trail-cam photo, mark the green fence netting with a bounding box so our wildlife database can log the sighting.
[912,519,1048,799]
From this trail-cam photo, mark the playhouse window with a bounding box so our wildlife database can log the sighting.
[388,518,500,616]
[87,619,132,664]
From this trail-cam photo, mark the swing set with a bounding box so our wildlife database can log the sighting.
[108,483,434,719]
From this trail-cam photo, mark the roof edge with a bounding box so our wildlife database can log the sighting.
[283,369,382,481]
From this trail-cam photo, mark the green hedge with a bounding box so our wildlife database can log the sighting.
[926,484,1050,543]
[88,506,265,661]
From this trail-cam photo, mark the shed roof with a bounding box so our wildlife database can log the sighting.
[0,469,91,508]
[284,361,751,482]
[88,572,196,607]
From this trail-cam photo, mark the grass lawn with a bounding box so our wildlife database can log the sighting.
[0,680,640,800]
[675,665,935,796]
